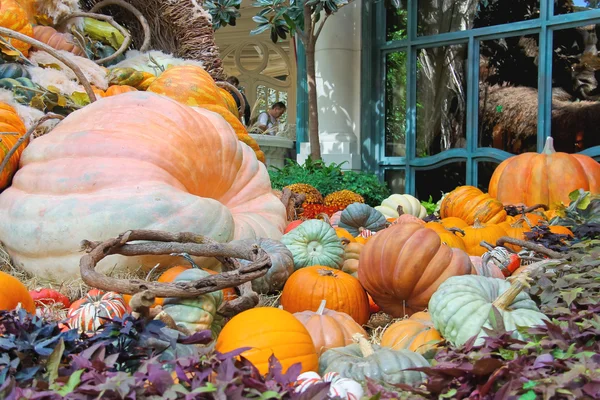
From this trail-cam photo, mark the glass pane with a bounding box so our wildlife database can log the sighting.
[477,161,500,193]
[386,0,408,41]
[479,34,539,154]
[416,44,467,158]
[551,25,600,152]
[418,0,540,37]
[415,162,466,202]
[385,51,407,157]
[555,0,600,15]
[384,169,406,194]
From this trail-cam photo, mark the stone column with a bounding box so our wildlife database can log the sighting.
[297,0,362,170]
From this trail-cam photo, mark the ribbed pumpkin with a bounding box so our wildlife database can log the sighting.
[469,256,505,279]
[0,63,30,79]
[338,203,388,237]
[218,87,240,118]
[358,223,475,317]
[104,85,138,97]
[281,265,371,325]
[335,227,355,243]
[32,25,84,56]
[462,220,508,256]
[439,217,468,229]
[281,219,345,270]
[0,92,286,281]
[215,307,318,374]
[200,103,264,163]
[147,65,227,108]
[440,186,507,225]
[0,101,27,190]
[66,289,129,333]
[489,137,600,208]
[0,270,35,313]
[0,0,34,57]
[498,218,531,252]
[380,311,442,355]
[423,222,467,251]
[294,299,368,356]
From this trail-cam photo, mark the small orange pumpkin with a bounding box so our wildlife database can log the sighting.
[440,186,507,225]
[439,217,468,229]
[215,307,318,374]
[104,85,138,97]
[462,220,508,256]
[424,222,467,251]
[498,218,532,252]
[335,227,356,243]
[293,299,368,356]
[0,101,27,190]
[280,265,370,325]
[0,270,35,313]
[380,311,442,354]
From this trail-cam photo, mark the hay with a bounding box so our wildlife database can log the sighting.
[258,292,281,308]
[81,0,225,80]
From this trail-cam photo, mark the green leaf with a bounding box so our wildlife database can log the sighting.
[259,391,283,399]
[440,389,457,398]
[560,287,584,306]
[251,24,271,36]
[56,95,67,107]
[70,91,91,106]
[56,369,84,396]
[522,381,537,390]
[519,390,537,400]
[45,338,65,384]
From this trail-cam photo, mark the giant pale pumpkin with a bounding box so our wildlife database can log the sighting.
[0,101,27,190]
[489,137,600,208]
[0,92,286,282]
[358,223,475,317]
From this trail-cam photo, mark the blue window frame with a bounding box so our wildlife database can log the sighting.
[361,0,600,199]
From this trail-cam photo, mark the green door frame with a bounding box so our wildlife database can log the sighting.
[362,0,600,195]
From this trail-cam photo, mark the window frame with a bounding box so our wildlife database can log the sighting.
[361,0,600,195]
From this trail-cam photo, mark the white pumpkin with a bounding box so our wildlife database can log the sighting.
[295,371,364,400]
[375,194,427,219]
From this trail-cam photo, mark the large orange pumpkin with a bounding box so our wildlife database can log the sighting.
[0,0,34,56]
[489,137,600,208]
[32,25,84,56]
[0,270,35,313]
[0,92,286,282]
[280,265,370,325]
[147,64,227,108]
[380,311,442,355]
[0,101,27,190]
[358,223,475,317]
[293,299,367,356]
[215,307,318,374]
[440,186,507,225]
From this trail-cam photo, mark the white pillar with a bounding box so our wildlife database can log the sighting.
[297,0,362,170]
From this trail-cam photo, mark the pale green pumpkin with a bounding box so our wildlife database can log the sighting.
[428,275,547,347]
[319,335,429,385]
[338,203,388,237]
[236,238,295,294]
[162,268,223,338]
[281,219,345,270]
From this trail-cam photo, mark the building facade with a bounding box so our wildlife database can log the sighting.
[296,0,600,201]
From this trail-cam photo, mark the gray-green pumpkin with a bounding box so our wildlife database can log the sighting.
[236,238,295,294]
[319,334,429,385]
[428,275,547,347]
[338,203,387,237]
[281,219,344,270]
[162,268,223,338]
[0,63,30,80]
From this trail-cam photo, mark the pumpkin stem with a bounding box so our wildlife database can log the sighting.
[397,205,405,216]
[447,227,466,237]
[541,137,556,155]
[352,333,374,357]
[317,268,337,277]
[472,219,485,229]
[316,213,331,225]
[316,299,327,315]
[523,204,549,213]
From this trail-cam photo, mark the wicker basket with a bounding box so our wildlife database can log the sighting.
[81,0,225,81]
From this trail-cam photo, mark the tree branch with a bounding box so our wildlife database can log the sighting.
[0,27,97,102]
[0,114,64,178]
[313,13,331,40]
[495,236,565,259]
[89,0,151,52]
[57,12,132,65]
[79,229,273,299]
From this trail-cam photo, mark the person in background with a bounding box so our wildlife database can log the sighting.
[226,76,251,126]
[256,102,286,135]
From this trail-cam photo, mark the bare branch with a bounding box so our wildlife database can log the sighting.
[89,0,151,52]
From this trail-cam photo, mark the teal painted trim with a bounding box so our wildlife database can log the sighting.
[465,35,478,186]
[404,0,417,195]
[360,0,378,173]
[295,37,308,154]
[537,5,553,152]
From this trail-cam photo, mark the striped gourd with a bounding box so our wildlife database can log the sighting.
[66,289,129,333]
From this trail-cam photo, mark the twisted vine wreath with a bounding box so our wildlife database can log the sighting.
[79,229,282,332]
